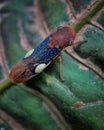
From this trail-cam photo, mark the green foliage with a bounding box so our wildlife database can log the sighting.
[40,0,69,29]
[0,0,104,130]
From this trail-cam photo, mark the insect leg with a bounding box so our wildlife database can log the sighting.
[56,53,65,81]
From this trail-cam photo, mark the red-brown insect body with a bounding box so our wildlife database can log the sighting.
[48,26,76,49]
[9,26,76,83]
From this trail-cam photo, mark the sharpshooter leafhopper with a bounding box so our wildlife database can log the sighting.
[9,26,76,83]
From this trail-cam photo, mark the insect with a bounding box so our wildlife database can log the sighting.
[9,26,76,83]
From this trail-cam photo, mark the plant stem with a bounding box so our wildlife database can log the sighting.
[72,0,104,32]
[0,78,14,93]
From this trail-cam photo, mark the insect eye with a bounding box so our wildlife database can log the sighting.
[31,63,47,75]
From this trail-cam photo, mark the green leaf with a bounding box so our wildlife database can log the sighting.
[0,0,104,130]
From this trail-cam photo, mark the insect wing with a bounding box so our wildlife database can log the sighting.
[23,36,60,65]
